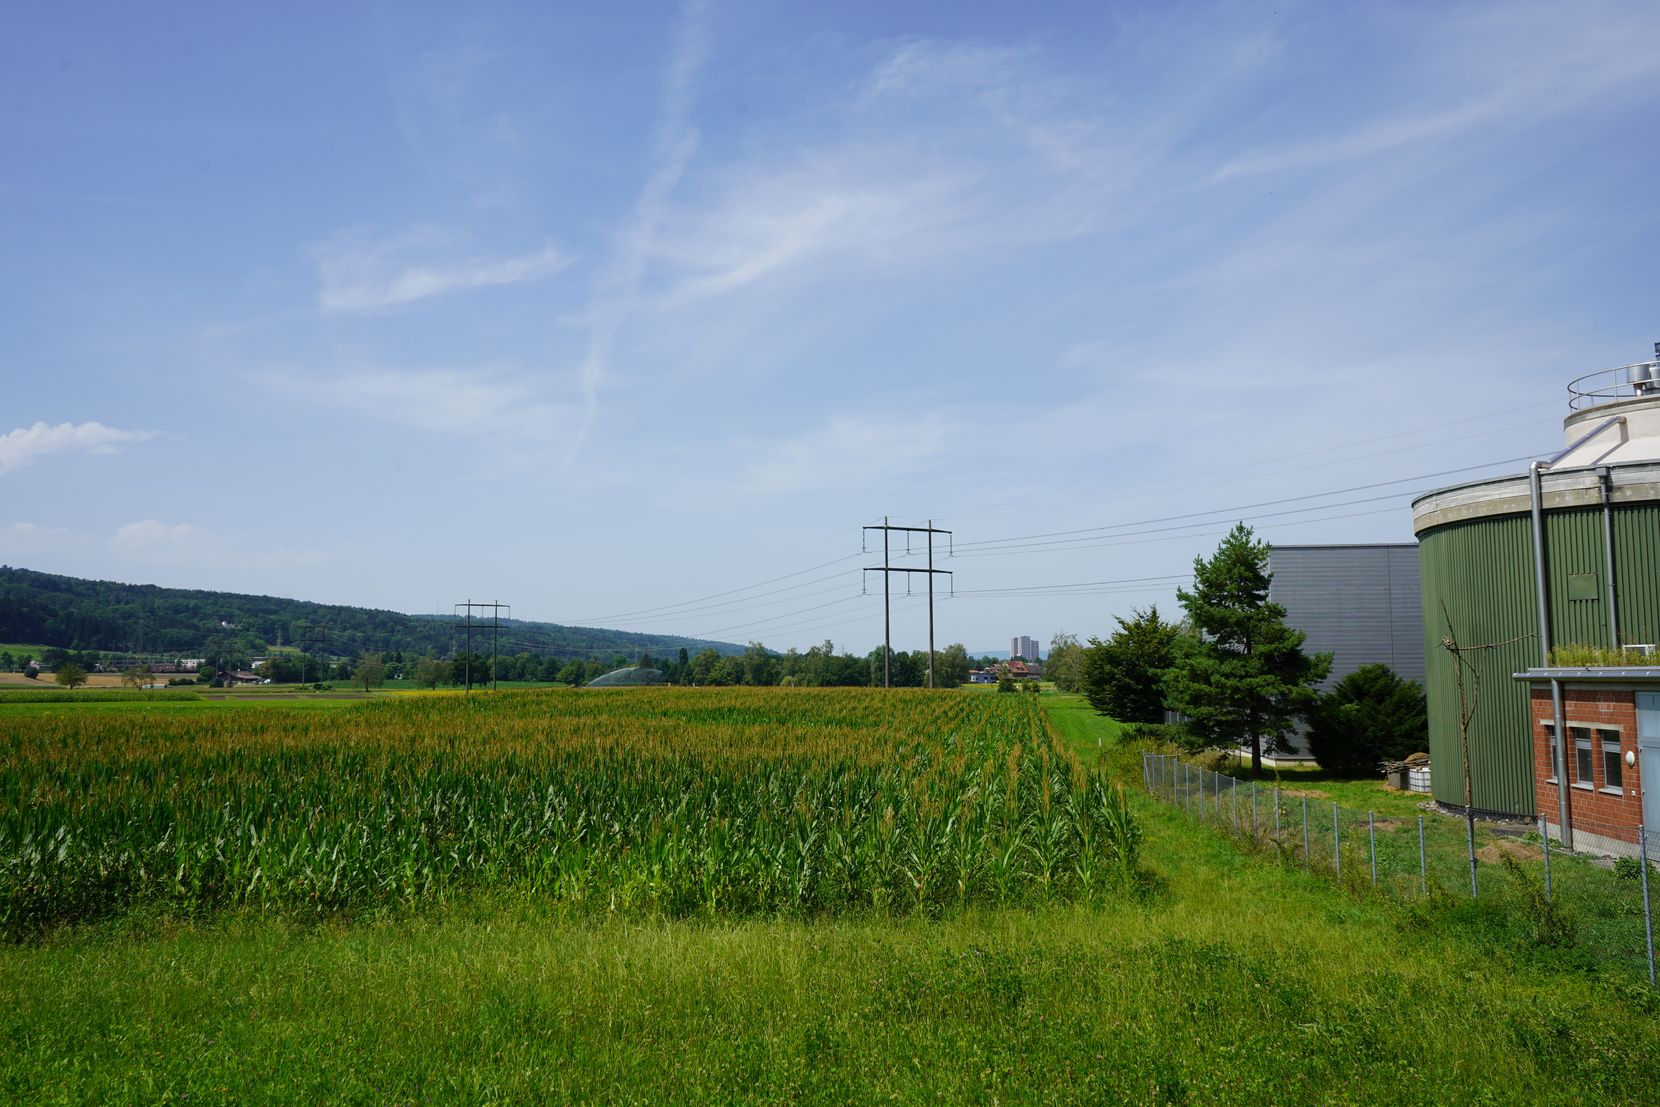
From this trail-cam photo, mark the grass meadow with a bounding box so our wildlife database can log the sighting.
[2,688,1657,1104]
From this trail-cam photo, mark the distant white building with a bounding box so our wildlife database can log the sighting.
[1010,635,1040,661]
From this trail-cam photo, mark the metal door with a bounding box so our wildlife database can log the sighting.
[1638,693,1660,836]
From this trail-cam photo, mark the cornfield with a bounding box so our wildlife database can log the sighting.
[0,688,1139,936]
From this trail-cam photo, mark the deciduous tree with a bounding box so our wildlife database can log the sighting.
[936,643,971,688]
[356,654,387,692]
[1045,633,1085,693]
[413,656,447,690]
[54,661,88,690]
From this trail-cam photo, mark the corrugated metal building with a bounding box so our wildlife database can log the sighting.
[1267,544,1425,692]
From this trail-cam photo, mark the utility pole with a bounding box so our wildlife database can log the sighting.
[453,601,510,693]
[295,622,329,685]
[863,518,953,688]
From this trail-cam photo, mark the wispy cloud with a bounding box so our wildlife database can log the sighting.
[312,226,567,312]
[0,521,84,558]
[654,159,974,301]
[575,0,711,449]
[0,421,155,477]
[1214,2,1660,180]
[270,366,575,443]
[733,412,959,498]
[113,519,211,553]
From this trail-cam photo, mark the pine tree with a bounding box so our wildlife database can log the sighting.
[1163,524,1331,774]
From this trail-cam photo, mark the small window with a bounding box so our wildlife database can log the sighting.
[1567,572,1601,601]
[1572,726,1593,787]
[1600,729,1623,791]
[1544,723,1559,782]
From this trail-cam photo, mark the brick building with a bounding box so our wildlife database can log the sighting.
[1515,669,1660,856]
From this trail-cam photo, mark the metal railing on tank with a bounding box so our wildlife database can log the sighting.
[1568,350,1660,411]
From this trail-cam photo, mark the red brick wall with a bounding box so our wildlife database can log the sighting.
[1529,685,1646,844]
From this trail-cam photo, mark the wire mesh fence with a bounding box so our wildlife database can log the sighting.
[1141,752,1658,986]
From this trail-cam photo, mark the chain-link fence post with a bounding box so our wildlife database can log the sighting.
[1541,815,1552,898]
[1368,811,1377,886]
[1302,798,1310,869]
[1251,783,1258,837]
[1640,826,1655,988]
[1417,815,1426,896]
[1333,802,1341,879]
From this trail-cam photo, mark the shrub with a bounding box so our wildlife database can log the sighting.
[1305,664,1426,775]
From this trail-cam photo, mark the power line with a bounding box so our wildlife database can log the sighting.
[951,454,1542,555]
[594,570,859,626]
[566,551,862,626]
[933,400,1559,525]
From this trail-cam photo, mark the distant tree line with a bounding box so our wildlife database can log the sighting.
[0,566,740,667]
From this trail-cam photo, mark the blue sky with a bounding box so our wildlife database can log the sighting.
[3,0,1657,654]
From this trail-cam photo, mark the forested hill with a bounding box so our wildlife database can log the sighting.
[0,566,743,661]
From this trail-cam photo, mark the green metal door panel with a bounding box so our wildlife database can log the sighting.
[1614,505,1660,646]
[1544,507,1610,650]
[1419,515,1539,816]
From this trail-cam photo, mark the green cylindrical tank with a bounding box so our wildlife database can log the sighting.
[1413,373,1660,815]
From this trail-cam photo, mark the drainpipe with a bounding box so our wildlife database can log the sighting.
[1531,461,1574,850]
[1599,466,1619,649]
[1528,414,1623,851]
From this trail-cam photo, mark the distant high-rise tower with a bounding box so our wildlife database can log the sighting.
[1011,635,1039,661]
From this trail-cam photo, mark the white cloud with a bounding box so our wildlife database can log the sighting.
[1214,1,1660,181]
[575,0,711,448]
[654,159,976,301]
[0,421,155,477]
[113,519,211,552]
[272,366,577,444]
[733,412,959,497]
[312,226,568,312]
[0,522,85,560]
